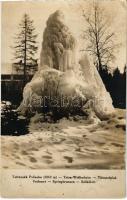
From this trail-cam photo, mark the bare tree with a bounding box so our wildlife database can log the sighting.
[82,1,119,71]
[12,13,38,83]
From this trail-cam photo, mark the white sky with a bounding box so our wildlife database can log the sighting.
[1,0,126,73]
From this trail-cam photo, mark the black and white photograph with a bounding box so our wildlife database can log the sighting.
[1,0,126,194]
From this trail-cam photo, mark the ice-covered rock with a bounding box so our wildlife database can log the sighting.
[18,10,114,120]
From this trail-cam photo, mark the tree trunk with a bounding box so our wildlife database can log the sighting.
[24,19,27,86]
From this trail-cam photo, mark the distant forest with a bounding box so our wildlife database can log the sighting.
[99,65,126,109]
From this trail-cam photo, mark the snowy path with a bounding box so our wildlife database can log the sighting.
[1,109,125,169]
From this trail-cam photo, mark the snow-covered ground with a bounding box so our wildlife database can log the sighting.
[1,109,125,169]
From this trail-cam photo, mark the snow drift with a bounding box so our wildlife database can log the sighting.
[18,10,114,120]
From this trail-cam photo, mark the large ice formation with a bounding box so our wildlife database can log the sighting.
[40,10,77,71]
[18,10,114,120]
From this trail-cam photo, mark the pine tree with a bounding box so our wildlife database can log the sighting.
[122,65,126,108]
[13,13,38,83]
